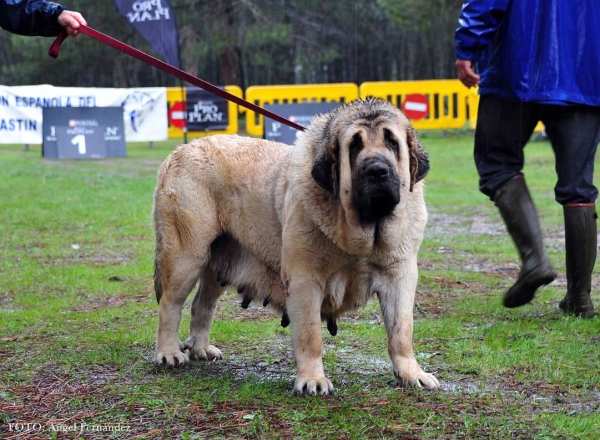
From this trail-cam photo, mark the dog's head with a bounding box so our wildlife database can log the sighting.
[307,98,429,253]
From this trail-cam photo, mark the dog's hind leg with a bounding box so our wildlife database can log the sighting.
[154,198,219,367]
[155,253,203,366]
[184,266,224,361]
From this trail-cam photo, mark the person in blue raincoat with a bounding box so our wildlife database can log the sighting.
[455,0,600,318]
[0,0,86,37]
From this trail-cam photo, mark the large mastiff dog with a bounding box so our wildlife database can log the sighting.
[153,98,439,394]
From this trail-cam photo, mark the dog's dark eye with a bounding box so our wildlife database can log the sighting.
[349,133,363,165]
[384,128,399,156]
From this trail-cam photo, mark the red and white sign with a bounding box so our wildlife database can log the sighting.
[169,101,186,129]
[402,94,429,120]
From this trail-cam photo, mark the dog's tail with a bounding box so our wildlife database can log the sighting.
[154,254,163,304]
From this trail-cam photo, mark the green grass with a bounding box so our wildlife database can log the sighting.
[1,135,599,439]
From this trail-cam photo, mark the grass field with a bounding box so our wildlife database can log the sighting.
[1,132,599,439]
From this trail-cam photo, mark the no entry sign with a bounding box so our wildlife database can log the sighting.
[402,94,429,120]
[169,101,186,129]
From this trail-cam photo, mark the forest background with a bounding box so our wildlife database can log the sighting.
[0,0,463,88]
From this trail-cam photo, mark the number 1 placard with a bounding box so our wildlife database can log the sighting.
[56,127,107,159]
[42,107,125,159]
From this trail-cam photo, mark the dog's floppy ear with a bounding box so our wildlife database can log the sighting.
[407,125,429,192]
[311,119,340,198]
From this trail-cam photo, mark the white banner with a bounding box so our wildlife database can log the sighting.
[0,85,168,144]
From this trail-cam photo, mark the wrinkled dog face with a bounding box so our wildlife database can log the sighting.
[347,125,402,223]
[311,98,429,226]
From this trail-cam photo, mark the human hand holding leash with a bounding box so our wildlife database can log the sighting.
[57,10,87,37]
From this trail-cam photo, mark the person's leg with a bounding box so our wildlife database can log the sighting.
[562,204,596,317]
[494,177,558,307]
[474,95,540,198]
[542,105,600,317]
[476,95,556,307]
[542,105,600,205]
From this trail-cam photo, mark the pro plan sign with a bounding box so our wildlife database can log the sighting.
[185,88,229,131]
[402,94,429,121]
[113,0,181,68]
[42,107,126,159]
[124,0,172,22]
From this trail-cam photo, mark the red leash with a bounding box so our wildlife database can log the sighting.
[48,26,305,132]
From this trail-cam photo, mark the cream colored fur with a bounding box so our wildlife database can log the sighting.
[153,98,439,395]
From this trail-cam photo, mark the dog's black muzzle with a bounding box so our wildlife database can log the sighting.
[353,157,401,223]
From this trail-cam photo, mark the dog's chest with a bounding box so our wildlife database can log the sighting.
[324,262,383,315]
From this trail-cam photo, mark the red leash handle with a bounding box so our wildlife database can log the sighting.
[48,28,68,59]
[48,26,305,132]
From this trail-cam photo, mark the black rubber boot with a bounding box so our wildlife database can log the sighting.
[493,176,557,308]
[559,204,597,318]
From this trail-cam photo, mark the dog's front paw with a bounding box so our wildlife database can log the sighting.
[155,348,189,367]
[392,356,440,389]
[293,375,334,396]
[184,336,223,361]
[394,369,439,389]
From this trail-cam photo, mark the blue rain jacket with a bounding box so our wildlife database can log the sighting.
[455,0,600,106]
[0,0,65,37]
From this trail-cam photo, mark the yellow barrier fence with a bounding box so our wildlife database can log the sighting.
[165,81,540,139]
[166,86,243,139]
[467,87,479,130]
[359,80,469,130]
[244,83,360,137]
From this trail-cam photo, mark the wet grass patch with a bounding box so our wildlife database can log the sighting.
[1,137,599,439]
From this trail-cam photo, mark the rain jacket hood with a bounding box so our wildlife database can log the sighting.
[455,0,600,106]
